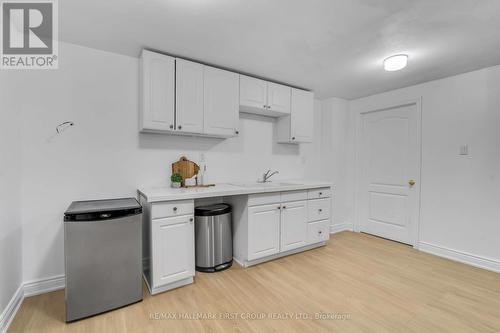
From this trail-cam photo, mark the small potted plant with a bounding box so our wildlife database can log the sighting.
[170,173,183,188]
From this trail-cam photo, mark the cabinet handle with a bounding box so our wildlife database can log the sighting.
[189,218,194,222]
[169,124,174,129]
[178,125,182,130]
[235,130,239,135]
[282,206,287,209]
[292,137,296,140]
[318,230,322,235]
[173,207,177,212]
[318,209,323,213]
[263,105,267,109]
[319,192,323,196]
[277,206,281,210]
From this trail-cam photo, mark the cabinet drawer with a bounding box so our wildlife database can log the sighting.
[248,192,281,206]
[308,188,331,200]
[308,198,331,222]
[152,200,194,219]
[307,220,329,244]
[281,190,308,203]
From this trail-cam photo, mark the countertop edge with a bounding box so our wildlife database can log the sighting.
[138,182,333,203]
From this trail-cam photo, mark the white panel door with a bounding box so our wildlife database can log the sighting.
[280,200,308,252]
[140,50,175,132]
[240,75,268,110]
[175,59,204,134]
[267,82,291,114]
[290,89,313,143]
[152,215,195,287]
[248,204,281,261]
[203,66,239,137]
[358,101,421,245]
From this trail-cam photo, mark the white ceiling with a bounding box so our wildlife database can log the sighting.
[60,0,500,99]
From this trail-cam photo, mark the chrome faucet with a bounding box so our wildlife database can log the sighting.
[260,170,279,183]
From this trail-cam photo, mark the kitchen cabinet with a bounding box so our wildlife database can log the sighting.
[240,75,291,116]
[175,59,204,134]
[204,66,240,137]
[140,50,175,132]
[140,196,196,295]
[276,88,314,143]
[228,187,330,267]
[152,215,195,287]
[248,204,281,261]
[280,200,308,252]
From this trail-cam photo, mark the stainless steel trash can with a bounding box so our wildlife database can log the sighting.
[195,203,233,272]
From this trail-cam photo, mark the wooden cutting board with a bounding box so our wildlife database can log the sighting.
[171,156,199,186]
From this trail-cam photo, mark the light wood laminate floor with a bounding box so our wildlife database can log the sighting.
[9,231,500,332]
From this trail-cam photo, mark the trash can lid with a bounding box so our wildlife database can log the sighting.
[195,203,231,216]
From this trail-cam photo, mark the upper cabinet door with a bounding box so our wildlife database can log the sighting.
[175,59,204,134]
[140,50,175,132]
[240,75,268,110]
[267,82,291,115]
[203,66,239,137]
[290,89,314,143]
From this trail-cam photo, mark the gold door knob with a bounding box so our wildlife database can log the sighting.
[408,179,416,186]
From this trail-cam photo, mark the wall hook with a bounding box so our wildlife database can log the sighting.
[56,121,75,134]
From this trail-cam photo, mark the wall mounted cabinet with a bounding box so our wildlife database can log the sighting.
[240,75,291,117]
[140,50,175,132]
[140,49,313,143]
[140,50,239,138]
[276,88,314,143]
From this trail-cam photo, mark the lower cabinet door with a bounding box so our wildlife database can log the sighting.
[248,204,281,261]
[152,215,195,287]
[280,200,308,252]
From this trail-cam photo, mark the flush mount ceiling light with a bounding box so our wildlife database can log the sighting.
[384,54,408,71]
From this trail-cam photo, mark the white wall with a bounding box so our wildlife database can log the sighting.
[320,98,353,231]
[0,42,328,283]
[0,86,23,319]
[349,65,500,265]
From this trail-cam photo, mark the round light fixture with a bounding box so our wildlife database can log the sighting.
[384,54,408,71]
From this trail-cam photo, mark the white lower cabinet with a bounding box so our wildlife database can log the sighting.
[141,197,196,295]
[152,215,195,287]
[280,200,308,252]
[248,204,281,261]
[229,188,331,267]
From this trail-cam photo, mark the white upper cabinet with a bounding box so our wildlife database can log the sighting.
[203,66,240,137]
[240,76,268,110]
[239,75,291,117]
[175,59,204,134]
[267,82,291,114]
[140,50,175,132]
[276,88,314,144]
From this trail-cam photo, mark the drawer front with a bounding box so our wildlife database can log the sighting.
[307,220,330,244]
[308,198,331,222]
[308,188,331,200]
[280,190,308,203]
[152,200,194,219]
[248,192,281,206]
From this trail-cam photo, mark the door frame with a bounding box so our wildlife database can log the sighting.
[354,97,422,248]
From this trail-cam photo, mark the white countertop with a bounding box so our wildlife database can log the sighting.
[138,181,333,202]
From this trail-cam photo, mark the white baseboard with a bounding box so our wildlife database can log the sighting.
[0,285,23,333]
[23,275,65,297]
[419,242,500,273]
[330,223,353,234]
[0,275,66,333]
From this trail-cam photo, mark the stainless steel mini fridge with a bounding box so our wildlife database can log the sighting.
[64,198,143,322]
